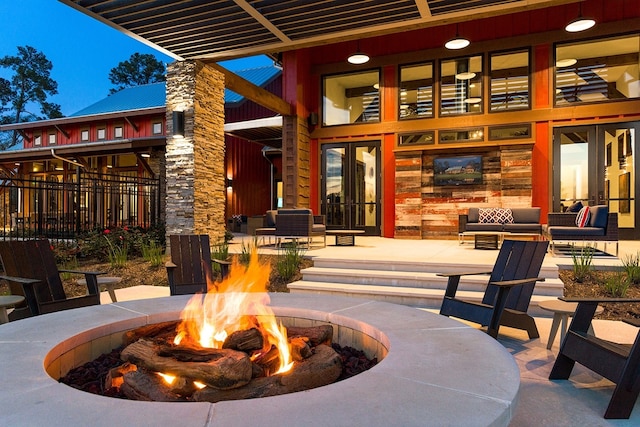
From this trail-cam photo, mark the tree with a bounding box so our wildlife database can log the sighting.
[108,53,165,94]
[0,45,62,150]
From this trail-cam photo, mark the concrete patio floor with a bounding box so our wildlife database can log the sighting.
[102,236,640,426]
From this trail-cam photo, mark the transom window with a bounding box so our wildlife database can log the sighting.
[322,70,380,126]
[555,34,640,105]
[440,55,483,116]
[399,62,433,120]
[490,50,530,111]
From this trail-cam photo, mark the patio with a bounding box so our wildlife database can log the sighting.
[4,236,640,425]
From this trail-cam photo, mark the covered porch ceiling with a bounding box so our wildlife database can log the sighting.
[60,0,578,62]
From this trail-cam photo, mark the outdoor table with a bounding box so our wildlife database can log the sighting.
[77,276,121,303]
[0,295,25,324]
[326,230,365,246]
[539,299,603,349]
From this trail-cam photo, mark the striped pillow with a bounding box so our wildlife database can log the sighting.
[575,206,591,227]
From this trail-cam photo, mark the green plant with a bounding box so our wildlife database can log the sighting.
[142,241,164,268]
[104,235,128,268]
[621,252,640,285]
[239,237,260,265]
[59,257,79,281]
[276,242,306,282]
[211,241,229,275]
[604,271,630,297]
[571,245,594,283]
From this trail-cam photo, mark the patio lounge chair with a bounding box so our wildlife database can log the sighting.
[0,239,103,319]
[549,298,640,419]
[438,239,549,339]
[166,234,230,296]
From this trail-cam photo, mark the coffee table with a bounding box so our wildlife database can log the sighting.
[326,230,365,246]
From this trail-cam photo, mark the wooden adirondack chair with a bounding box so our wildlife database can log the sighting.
[166,235,230,296]
[439,239,549,338]
[549,298,640,419]
[0,239,103,319]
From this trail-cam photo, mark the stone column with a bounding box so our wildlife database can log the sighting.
[165,60,226,243]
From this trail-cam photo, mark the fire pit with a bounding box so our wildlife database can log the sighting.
[0,294,519,426]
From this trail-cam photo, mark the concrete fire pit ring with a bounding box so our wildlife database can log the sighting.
[0,294,519,426]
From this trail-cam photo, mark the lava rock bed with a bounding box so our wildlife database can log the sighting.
[59,343,377,399]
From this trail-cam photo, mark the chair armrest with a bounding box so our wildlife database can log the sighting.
[547,212,577,226]
[458,214,469,233]
[59,269,106,276]
[437,271,492,278]
[0,274,41,285]
[165,261,177,269]
[438,271,492,298]
[61,270,105,296]
[489,277,545,287]
[560,297,640,303]
[0,275,45,316]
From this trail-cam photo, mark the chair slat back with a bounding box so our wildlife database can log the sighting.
[483,240,549,312]
[169,234,212,294]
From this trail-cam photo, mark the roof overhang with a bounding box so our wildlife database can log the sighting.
[224,116,282,148]
[59,0,578,62]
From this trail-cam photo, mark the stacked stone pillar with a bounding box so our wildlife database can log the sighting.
[165,60,226,243]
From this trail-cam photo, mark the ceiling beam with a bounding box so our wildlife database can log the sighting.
[209,63,292,116]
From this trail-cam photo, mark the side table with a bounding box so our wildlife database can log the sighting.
[0,295,25,324]
[539,299,603,349]
[77,276,121,303]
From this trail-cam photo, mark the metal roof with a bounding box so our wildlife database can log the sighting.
[59,0,575,61]
[225,66,281,104]
[69,82,166,117]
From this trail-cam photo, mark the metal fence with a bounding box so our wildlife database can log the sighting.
[0,172,160,243]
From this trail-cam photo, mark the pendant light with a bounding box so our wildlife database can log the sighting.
[348,40,369,65]
[565,3,595,32]
[445,24,470,50]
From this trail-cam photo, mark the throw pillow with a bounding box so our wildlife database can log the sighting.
[575,206,591,227]
[493,208,514,224]
[567,200,583,212]
[478,208,494,223]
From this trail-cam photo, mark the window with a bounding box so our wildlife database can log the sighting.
[440,55,483,115]
[399,132,435,146]
[97,127,106,140]
[322,70,380,126]
[34,133,42,146]
[439,128,484,143]
[48,133,56,145]
[490,50,530,111]
[152,122,163,134]
[555,34,640,105]
[80,129,89,141]
[114,126,123,138]
[399,62,433,119]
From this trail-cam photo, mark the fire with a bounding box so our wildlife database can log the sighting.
[173,250,293,375]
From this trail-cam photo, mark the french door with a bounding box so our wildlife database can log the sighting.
[321,141,380,234]
[553,122,639,239]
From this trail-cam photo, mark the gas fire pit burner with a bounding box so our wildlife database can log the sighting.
[0,294,519,426]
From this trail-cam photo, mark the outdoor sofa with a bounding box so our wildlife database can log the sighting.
[459,207,542,234]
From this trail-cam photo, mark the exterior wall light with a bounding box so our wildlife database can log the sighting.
[172,111,185,138]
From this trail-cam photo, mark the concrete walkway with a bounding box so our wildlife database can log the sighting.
[104,235,640,426]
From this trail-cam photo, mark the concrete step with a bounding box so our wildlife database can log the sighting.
[311,257,560,280]
[287,280,556,318]
[300,266,564,297]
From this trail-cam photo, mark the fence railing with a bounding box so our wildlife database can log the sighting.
[0,172,160,243]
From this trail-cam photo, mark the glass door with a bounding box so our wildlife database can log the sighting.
[322,141,380,234]
[553,122,639,239]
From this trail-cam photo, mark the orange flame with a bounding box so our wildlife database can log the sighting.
[174,250,293,374]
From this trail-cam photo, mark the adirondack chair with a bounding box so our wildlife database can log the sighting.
[0,239,103,319]
[549,298,640,419]
[166,235,230,296]
[439,239,549,339]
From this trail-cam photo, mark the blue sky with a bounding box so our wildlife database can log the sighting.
[0,0,272,117]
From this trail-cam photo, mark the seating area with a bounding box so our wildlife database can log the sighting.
[248,208,326,248]
[459,207,542,234]
[543,205,619,256]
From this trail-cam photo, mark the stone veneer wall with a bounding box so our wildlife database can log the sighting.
[395,146,534,238]
[282,115,310,208]
[165,60,226,243]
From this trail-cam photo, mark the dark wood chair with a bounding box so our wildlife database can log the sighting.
[549,298,640,419]
[439,239,549,339]
[0,239,103,319]
[166,235,230,296]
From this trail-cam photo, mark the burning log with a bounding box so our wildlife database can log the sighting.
[290,337,312,361]
[122,321,180,346]
[222,328,263,352]
[286,325,333,346]
[120,370,185,402]
[193,344,342,403]
[121,339,252,390]
[104,361,137,389]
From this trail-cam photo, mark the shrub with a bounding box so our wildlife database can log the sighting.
[621,252,640,285]
[571,246,594,283]
[105,235,128,268]
[604,271,630,297]
[276,242,306,282]
[142,241,164,268]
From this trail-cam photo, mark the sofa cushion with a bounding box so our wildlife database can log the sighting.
[503,223,542,233]
[589,205,609,228]
[465,223,503,232]
[547,226,605,237]
[576,206,590,227]
[467,208,479,223]
[511,207,540,224]
[479,208,513,224]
